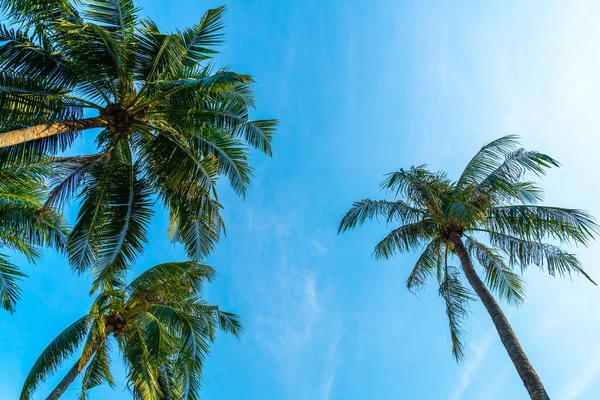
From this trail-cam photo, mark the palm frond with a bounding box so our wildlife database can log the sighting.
[338,199,424,233]
[0,254,27,313]
[134,19,185,82]
[380,166,449,212]
[479,230,597,284]
[92,161,154,283]
[406,237,443,292]
[373,220,438,259]
[179,6,225,66]
[68,153,153,277]
[82,0,138,36]
[464,236,525,305]
[0,0,81,29]
[121,324,163,400]
[127,261,215,303]
[438,265,476,362]
[20,316,90,400]
[214,308,242,336]
[45,154,105,211]
[455,135,520,190]
[166,194,224,261]
[139,122,218,197]
[487,205,598,245]
[193,127,252,197]
[80,337,115,400]
[0,24,80,87]
[474,149,559,203]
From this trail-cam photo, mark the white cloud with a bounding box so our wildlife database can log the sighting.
[254,270,320,359]
[450,330,496,400]
[252,267,343,399]
[557,358,600,400]
[319,333,342,400]
[311,240,329,257]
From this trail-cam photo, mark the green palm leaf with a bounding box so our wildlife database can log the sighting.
[439,265,476,362]
[0,254,27,313]
[20,316,90,400]
[80,338,115,399]
[465,236,525,305]
[373,220,438,259]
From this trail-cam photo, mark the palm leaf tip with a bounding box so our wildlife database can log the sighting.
[0,256,27,313]
[438,266,475,363]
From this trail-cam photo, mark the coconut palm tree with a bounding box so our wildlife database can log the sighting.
[0,0,277,280]
[0,152,68,313]
[21,260,241,400]
[338,136,597,399]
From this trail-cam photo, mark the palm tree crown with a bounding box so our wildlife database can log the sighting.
[0,0,277,282]
[21,261,241,400]
[0,152,68,313]
[339,136,597,360]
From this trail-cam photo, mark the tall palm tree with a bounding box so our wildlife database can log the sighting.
[21,260,241,400]
[0,0,277,280]
[338,136,597,399]
[0,152,68,313]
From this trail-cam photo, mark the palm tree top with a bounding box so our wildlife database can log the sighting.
[339,135,598,360]
[0,0,278,283]
[21,260,241,399]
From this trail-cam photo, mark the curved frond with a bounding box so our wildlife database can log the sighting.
[479,230,596,284]
[167,194,224,261]
[373,220,438,259]
[214,308,242,337]
[139,122,218,197]
[80,337,115,400]
[487,205,598,245]
[438,265,475,362]
[0,254,26,313]
[455,135,520,190]
[338,199,424,233]
[194,127,252,197]
[68,154,153,277]
[45,154,104,211]
[179,6,225,66]
[121,324,163,400]
[0,25,80,88]
[406,237,443,292]
[20,316,90,400]
[470,149,559,204]
[82,0,138,36]
[465,236,525,305]
[92,161,154,283]
[380,166,449,213]
[127,261,215,303]
[0,0,81,29]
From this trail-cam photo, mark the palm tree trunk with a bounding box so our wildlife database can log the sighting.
[45,359,87,400]
[0,117,105,148]
[449,233,549,400]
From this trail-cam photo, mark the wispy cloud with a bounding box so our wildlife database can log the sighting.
[319,333,342,400]
[311,239,329,257]
[557,357,600,400]
[450,330,496,400]
[243,206,342,399]
[254,269,320,359]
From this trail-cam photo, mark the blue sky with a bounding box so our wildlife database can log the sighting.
[2,0,600,399]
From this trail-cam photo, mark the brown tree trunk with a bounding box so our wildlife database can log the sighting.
[0,117,105,148]
[45,359,86,400]
[449,233,550,400]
